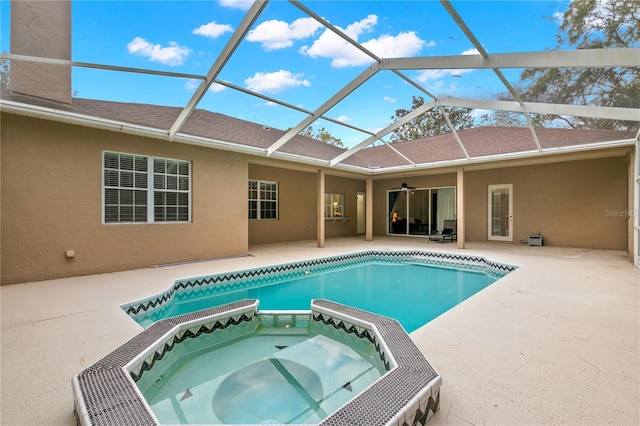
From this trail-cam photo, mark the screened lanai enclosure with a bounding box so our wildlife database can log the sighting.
[1,0,639,269]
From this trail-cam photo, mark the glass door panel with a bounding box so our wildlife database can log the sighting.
[388,190,407,234]
[388,187,456,236]
[408,189,429,235]
[488,184,513,241]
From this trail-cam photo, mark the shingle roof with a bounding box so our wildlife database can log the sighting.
[1,91,635,172]
[347,126,636,168]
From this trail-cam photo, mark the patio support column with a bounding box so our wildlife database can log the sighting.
[366,178,373,241]
[457,167,465,249]
[317,169,325,248]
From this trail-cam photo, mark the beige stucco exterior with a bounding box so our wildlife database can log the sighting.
[371,151,631,250]
[0,112,635,284]
[247,165,367,244]
[464,155,630,248]
[248,164,318,245]
[1,113,249,284]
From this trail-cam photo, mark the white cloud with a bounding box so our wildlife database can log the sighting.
[218,0,252,11]
[462,48,480,55]
[336,115,352,122]
[300,15,377,67]
[383,96,397,103]
[127,37,190,66]
[185,79,198,90]
[247,17,322,50]
[344,14,378,37]
[209,82,226,93]
[193,22,234,39]
[244,70,311,94]
[186,79,226,93]
[363,31,432,58]
[415,69,451,82]
[552,11,564,24]
[300,15,430,67]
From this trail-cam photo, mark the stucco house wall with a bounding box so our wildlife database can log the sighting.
[324,175,367,238]
[247,165,366,244]
[248,164,317,245]
[371,153,629,250]
[1,113,249,284]
[464,154,629,249]
[1,111,633,284]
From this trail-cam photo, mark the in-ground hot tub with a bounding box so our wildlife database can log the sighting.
[133,303,389,424]
[72,299,441,425]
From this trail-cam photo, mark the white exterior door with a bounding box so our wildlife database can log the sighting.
[488,184,513,241]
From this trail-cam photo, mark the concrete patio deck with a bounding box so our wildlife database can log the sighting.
[1,237,638,425]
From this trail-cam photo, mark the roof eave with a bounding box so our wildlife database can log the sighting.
[1,99,634,176]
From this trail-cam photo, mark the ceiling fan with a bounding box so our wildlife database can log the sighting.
[400,181,416,191]
[389,181,417,191]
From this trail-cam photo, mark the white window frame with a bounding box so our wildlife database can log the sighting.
[248,179,278,220]
[102,151,191,224]
[324,193,344,218]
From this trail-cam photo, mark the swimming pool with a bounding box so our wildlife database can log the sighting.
[123,250,516,332]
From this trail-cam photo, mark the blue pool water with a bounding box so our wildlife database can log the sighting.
[132,261,499,333]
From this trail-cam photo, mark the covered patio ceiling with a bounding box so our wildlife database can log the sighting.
[1,0,639,174]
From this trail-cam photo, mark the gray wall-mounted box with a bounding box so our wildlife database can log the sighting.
[528,235,543,246]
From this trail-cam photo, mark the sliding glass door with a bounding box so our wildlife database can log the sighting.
[388,186,455,236]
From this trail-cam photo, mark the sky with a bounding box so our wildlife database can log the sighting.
[0,0,571,148]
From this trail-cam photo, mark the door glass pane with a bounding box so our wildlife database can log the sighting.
[491,188,510,237]
[388,191,407,234]
[433,188,456,234]
[408,189,429,235]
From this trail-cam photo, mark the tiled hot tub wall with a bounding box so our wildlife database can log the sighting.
[72,299,442,426]
[312,300,441,426]
[122,250,517,326]
[72,300,259,426]
[126,301,259,383]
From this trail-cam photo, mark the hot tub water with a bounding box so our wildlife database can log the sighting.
[134,315,387,425]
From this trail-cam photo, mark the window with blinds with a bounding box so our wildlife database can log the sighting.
[103,151,191,224]
[248,179,278,220]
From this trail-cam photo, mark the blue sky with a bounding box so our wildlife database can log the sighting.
[1,0,570,147]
